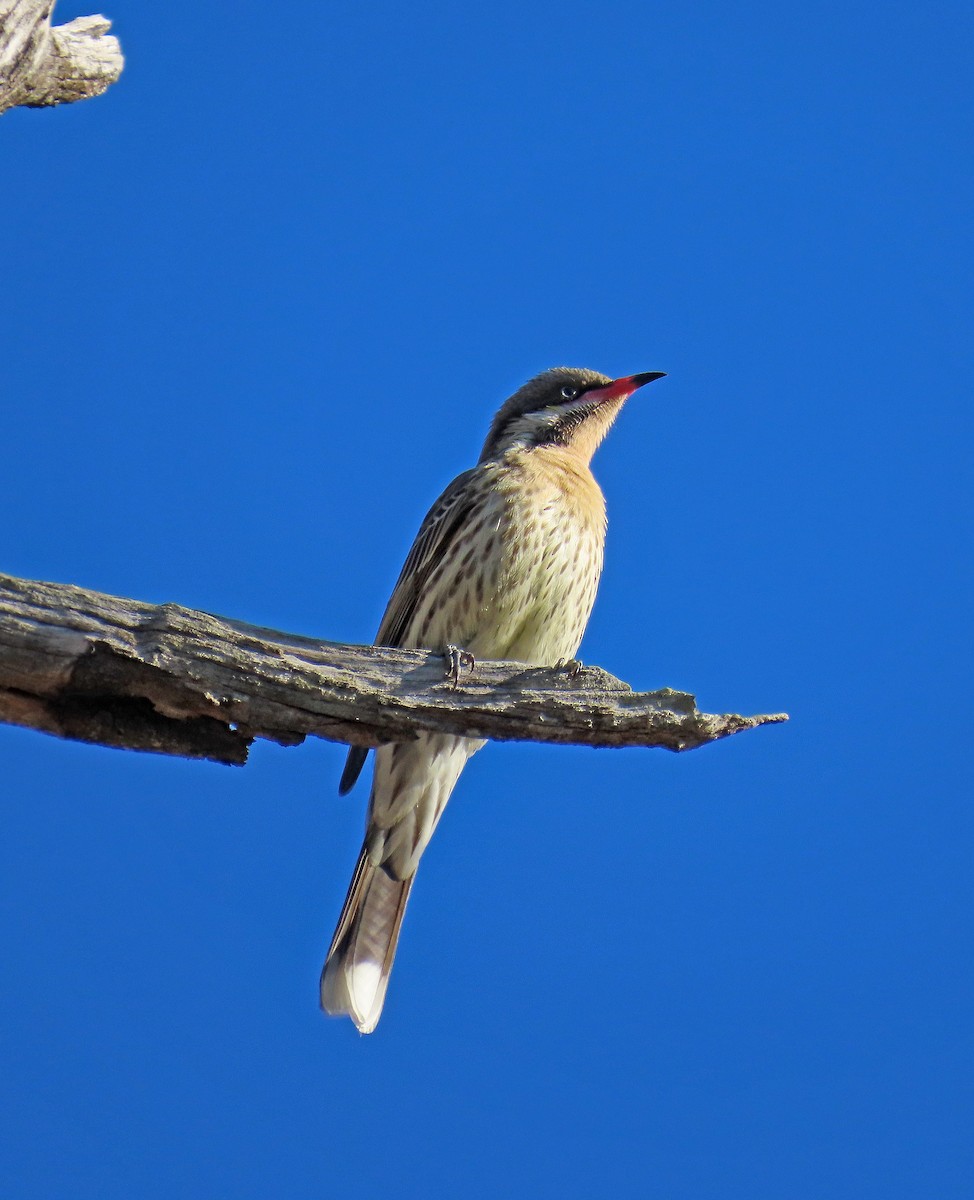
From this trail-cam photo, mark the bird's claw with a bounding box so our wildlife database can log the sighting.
[554,657,583,680]
[444,645,476,689]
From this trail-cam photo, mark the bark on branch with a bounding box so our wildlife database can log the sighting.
[0,573,788,767]
[0,1,123,114]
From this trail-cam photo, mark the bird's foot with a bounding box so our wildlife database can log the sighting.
[554,657,583,680]
[444,645,476,689]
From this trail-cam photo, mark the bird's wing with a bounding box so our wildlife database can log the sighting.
[338,465,483,795]
[374,465,482,649]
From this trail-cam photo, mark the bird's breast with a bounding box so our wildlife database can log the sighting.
[467,448,607,664]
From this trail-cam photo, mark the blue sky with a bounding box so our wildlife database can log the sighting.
[2,1,972,1196]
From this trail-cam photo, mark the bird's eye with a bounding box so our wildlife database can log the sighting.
[560,385,578,401]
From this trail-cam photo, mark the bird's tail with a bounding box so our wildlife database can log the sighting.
[320,848,413,1034]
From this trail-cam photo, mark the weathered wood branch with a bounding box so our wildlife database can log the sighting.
[0,1,123,114]
[0,573,788,767]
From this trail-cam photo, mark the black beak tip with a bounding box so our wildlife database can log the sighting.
[633,371,667,387]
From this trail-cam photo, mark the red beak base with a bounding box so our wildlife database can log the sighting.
[593,371,667,403]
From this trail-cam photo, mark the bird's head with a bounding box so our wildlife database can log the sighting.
[479,367,666,464]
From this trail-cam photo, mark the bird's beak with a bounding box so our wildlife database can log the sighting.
[590,371,666,403]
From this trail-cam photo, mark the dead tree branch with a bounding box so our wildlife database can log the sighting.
[0,2,123,114]
[0,573,788,767]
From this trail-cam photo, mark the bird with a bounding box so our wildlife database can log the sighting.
[320,365,666,1032]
